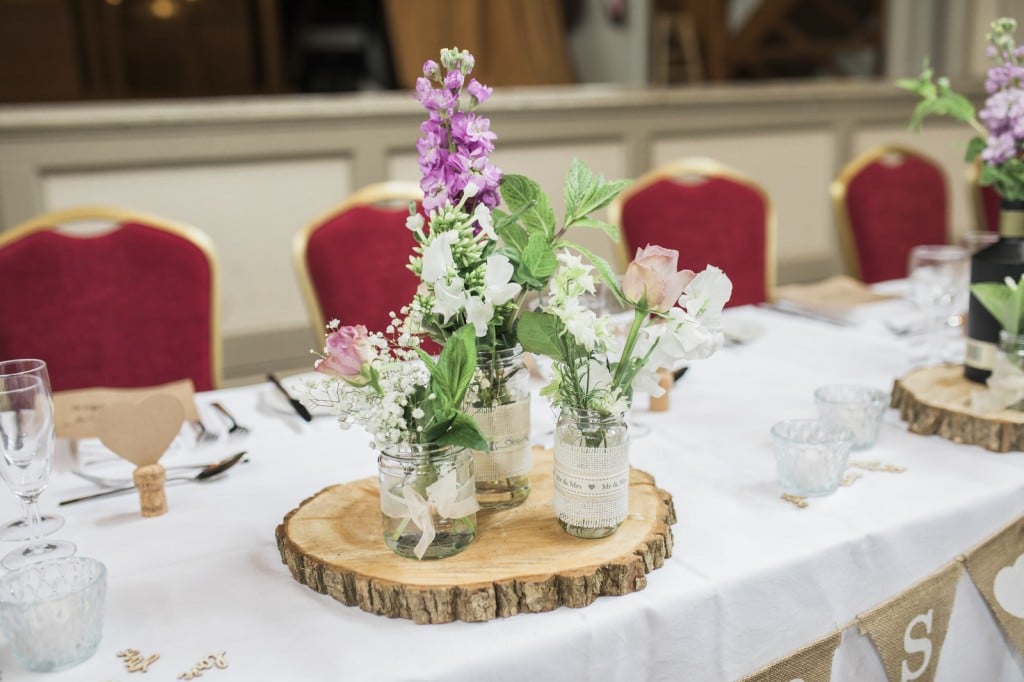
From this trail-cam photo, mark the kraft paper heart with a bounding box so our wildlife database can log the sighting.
[96,395,186,467]
[995,553,1024,618]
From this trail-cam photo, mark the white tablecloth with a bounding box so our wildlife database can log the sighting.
[5,298,1024,681]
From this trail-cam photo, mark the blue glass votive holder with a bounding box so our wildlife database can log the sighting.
[0,556,107,672]
[771,419,854,497]
[814,385,888,451]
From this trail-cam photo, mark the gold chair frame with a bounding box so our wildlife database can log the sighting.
[292,181,423,342]
[608,157,777,301]
[1,206,223,389]
[829,144,948,281]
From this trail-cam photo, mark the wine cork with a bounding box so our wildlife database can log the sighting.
[133,463,167,518]
[648,368,674,412]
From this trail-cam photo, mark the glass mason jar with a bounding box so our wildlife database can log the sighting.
[553,408,631,539]
[378,443,478,560]
[998,330,1024,411]
[465,345,531,510]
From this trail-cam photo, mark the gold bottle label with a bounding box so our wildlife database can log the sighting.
[966,338,997,371]
[1001,208,1024,237]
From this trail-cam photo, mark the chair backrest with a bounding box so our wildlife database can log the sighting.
[609,157,776,307]
[0,207,221,392]
[293,182,423,342]
[830,145,948,283]
[967,159,1001,233]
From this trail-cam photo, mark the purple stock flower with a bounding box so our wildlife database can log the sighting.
[444,71,464,91]
[413,48,503,214]
[467,79,492,104]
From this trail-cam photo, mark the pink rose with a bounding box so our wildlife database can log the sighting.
[621,245,695,313]
[315,325,374,381]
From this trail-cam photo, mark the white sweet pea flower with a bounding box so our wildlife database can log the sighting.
[432,276,467,322]
[679,266,732,327]
[653,308,723,362]
[420,231,458,283]
[563,308,604,352]
[464,295,494,337]
[474,204,496,240]
[631,364,666,398]
[484,254,521,306]
[405,213,424,231]
[584,359,614,391]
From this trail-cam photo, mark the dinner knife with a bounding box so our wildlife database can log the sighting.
[267,373,313,422]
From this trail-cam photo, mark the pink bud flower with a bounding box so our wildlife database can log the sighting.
[621,245,695,313]
[315,325,374,382]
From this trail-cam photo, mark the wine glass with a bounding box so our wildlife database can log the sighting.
[907,245,970,365]
[0,367,76,569]
[0,359,65,541]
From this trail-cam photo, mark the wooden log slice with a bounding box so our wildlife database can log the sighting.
[891,364,1024,452]
[276,448,676,624]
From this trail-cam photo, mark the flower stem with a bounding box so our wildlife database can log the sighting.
[612,308,647,390]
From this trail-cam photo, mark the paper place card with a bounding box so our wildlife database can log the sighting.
[774,275,896,311]
[53,379,199,439]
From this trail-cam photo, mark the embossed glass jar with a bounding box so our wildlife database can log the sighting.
[378,443,478,560]
[553,408,630,539]
[465,345,531,510]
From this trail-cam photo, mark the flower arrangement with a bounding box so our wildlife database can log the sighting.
[305,323,487,452]
[519,245,732,417]
[899,17,1024,199]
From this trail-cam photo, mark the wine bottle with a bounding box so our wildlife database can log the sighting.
[965,199,1024,382]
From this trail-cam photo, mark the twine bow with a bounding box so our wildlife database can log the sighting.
[972,353,1024,413]
[382,468,479,559]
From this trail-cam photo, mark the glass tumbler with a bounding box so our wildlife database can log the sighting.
[0,556,107,672]
[770,419,854,497]
[814,385,889,450]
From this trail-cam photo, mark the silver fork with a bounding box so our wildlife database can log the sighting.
[191,420,219,443]
[211,402,251,436]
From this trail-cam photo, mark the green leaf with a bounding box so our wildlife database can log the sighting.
[496,220,529,255]
[433,411,488,451]
[965,137,986,162]
[501,174,555,238]
[580,179,631,216]
[516,310,566,361]
[521,233,558,284]
[971,282,1015,333]
[569,216,621,243]
[433,325,478,408]
[564,159,593,219]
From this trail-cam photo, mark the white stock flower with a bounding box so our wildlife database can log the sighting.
[464,295,494,337]
[474,204,496,240]
[405,213,424,231]
[679,266,732,327]
[562,307,602,351]
[484,254,521,306]
[432,276,467,322]
[420,231,458,283]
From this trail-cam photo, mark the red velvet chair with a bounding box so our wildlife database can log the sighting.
[830,146,949,283]
[609,158,775,307]
[0,207,221,392]
[967,159,1001,233]
[293,182,424,343]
